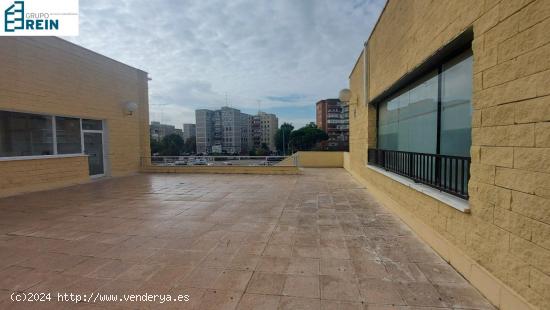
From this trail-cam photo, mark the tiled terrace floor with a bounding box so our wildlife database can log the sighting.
[0,169,494,310]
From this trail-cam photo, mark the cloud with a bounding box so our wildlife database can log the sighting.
[67,0,385,128]
[265,94,308,103]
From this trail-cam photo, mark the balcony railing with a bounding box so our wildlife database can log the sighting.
[143,155,297,167]
[367,149,471,200]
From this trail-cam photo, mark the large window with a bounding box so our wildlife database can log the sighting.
[56,116,82,154]
[0,111,54,157]
[372,50,473,199]
[0,111,91,158]
[377,50,472,156]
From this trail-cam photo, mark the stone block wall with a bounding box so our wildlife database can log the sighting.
[348,0,550,308]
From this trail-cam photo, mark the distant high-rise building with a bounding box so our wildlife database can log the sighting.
[150,121,181,141]
[240,113,253,154]
[195,107,247,154]
[195,107,279,154]
[182,123,196,141]
[254,112,278,151]
[316,99,349,150]
[195,109,215,154]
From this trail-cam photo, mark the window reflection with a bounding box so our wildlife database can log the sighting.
[0,111,53,157]
[377,50,472,157]
[441,51,473,157]
[56,116,82,154]
[378,71,438,154]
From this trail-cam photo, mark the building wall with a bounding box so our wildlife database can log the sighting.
[316,100,327,131]
[348,1,550,309]
[258,112,278,151]
[183,123,196,141]
[150,121,177,142]
[195,109,213,154]
[0,37,150,197]
[295,151,343,168]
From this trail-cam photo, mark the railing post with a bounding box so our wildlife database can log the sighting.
[435,156,441,187]
[408,152,413,179]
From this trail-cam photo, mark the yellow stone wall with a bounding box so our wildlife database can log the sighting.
[0,37,150,197]
[295,151,344,168]
[348,0,550,309]
[0,156,89,197]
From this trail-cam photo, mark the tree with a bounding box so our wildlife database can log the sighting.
[159,134,185,156]
[275,123,294,155]
[150,139,162,155]
[289,122,328,151]
[182,136,196,154]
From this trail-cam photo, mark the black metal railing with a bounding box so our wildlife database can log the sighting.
[368,148,471,199]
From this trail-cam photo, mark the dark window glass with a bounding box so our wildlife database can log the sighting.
[0,111,54,157]
[440,51,473,157]
[56,116,82,154]
[82,119,102,130]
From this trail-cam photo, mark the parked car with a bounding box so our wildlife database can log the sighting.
[193,158,208,165]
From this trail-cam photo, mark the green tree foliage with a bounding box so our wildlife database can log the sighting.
[289,122,328,151]
[183,136,196,154]
[150,139,162,155]
[151,134,197,156]
[249,143,270,156]
[158,134,185,156]
[275,122,294,155]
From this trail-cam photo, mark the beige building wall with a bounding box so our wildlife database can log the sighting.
[295,151,344,168]
[0,37,150,197]
[259,112,278,151]
[348,1,550,309]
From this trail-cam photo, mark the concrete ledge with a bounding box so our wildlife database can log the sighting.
[141,165,301,175]
[366,164,470,213]
[345,167,536,310]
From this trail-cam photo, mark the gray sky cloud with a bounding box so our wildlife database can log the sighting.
[68,0,385,128]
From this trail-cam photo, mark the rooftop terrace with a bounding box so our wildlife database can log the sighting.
[0,169,493,309]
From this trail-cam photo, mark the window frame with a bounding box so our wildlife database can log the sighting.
[0,109,103,161]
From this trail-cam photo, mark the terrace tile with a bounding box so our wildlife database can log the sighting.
[0,169,494,309]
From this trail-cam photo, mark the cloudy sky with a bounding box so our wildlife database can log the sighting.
[69,0,385,129]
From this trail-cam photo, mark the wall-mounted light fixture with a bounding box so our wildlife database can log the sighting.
[339,89,351,102]
[339,88,357,105]
[124,101,138,116]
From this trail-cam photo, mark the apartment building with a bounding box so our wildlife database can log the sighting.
[150,121,178,141]
[182,123,196,141]
[347,1,550,309]
[316,98,349,150]
[220,107,242,154]
[195,108,279,154]
[196,107,245,154]
[0,37,150,197]
[240,113,253,154]
[195,109,215,154]
[255,112,279,151]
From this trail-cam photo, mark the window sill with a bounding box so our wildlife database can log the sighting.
[366,164,470,213]
[0,154,87,162]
